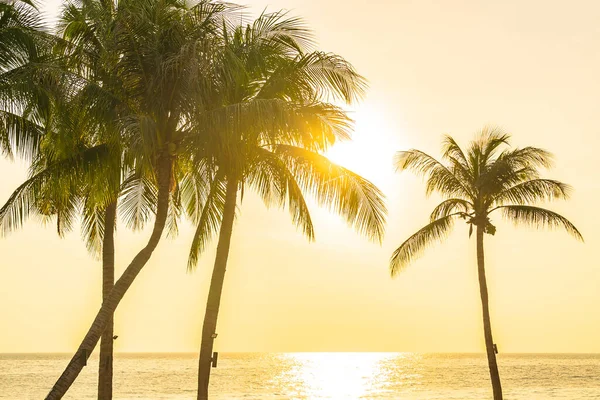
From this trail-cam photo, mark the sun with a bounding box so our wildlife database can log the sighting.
[325,104,401,190]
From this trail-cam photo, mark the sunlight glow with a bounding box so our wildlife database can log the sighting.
[326,104,401,190]
[279,353,396,399]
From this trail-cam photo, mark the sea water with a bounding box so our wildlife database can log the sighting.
[1,353,599,399]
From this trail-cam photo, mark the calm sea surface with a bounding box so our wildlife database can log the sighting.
[1,353,599,399]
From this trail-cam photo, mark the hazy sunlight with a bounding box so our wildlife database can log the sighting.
[325,104,400,189]
[281,353,394,399]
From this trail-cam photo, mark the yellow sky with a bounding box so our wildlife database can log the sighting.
[1,0,599,354]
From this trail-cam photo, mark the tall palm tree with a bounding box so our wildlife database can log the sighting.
[57,1,126,397]
[43,1,235,398]
[0,100,122,400]
[390,127,583,400]
[1,1,129,397]
[182,12,387,400]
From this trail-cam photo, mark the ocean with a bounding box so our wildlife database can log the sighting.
[1,353,599,399]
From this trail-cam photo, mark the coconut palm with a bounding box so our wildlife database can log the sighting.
[56,1,126,397]
[1,1,129,397]
[181,12,387,400]
[390,127,583,400]
[0,103,122,400]
[43,1,235,397]
[0,37,126,397]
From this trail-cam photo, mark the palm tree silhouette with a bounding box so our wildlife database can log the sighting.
[390,127,583,400]
[43,1,236,397]
[183,12,387,400]
[1,1,128,397]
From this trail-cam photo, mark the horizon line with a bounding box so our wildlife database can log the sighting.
[2,351,600,355]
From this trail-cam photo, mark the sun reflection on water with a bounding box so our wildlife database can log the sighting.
[273,352,408,399]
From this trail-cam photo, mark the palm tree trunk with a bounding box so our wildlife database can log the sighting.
[476,224,503,400]
[197,178,238,400]
[98,200,117,400]
[46,156,173,400]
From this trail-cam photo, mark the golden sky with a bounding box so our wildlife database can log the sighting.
[0,0,599,353]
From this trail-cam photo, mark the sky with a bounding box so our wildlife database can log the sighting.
[0,0,599,354]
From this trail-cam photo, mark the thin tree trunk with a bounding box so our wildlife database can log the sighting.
[98,200,117,400]
[197,178,238,400]
[476,224,503,400]
[46,156,173,400]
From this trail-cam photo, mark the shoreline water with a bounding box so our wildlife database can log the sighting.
[2,353,600,399]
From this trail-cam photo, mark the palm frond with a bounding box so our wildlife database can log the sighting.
[394,150,472,199]
[498,146,554,170]
[0,108,43,159]
[0,0,44,70]
[495,205,583,241]
[248,9,314,53]
[54,193,79,237]
[441,134,468,167]
[166,179,182,238]
[479,126,510,161]
[119,172,157,231]
[274,144,386,243]
[430,198,472,221]
[81,196,106,257]
[492,179,571,207]
[246,146,314,240]
[187,173,227,270]
[390,214,457,276]
[178,161,212,223]
[257,51,367,104]
[0,144,109,236]
[478,147,553,198]
[192,98,353,150]
[466,127,510,180]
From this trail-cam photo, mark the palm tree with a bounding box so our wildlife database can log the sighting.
[0,110,122,400]
[57,1,126,397]
[390,127,583,400]
[0,52,123,399]
[182,12,387,400]
[43,1,235,397]
[1,1,128,397]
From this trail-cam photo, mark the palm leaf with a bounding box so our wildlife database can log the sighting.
[430,198,472,221]
[395,150,472,199]
[441,134,468,167]
[187,173,227,270]
[0,144,109,236]
[390,214,457,276]
[274,144,386,243]
[81,196,107,257]
[491,179,571,206]
[499,146,554,170]
[119,172,158,231]
[257,51,367,104]
[478,126,510,162]
[246,146,314,240]
[166,178,182,239]
[496,205,583,241]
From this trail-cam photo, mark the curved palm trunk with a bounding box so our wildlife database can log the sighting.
[46,156,173,400]
[476,225,503,400]
[197,178,238,400]
[98,200,117,400]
